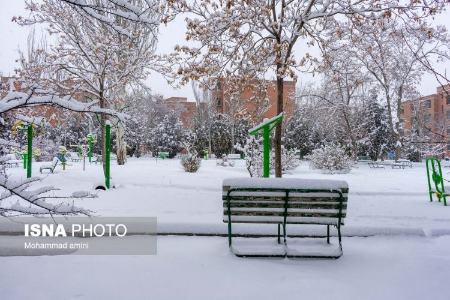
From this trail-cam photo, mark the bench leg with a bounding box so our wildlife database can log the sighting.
[283,223,287,244]
[327,225,330,244]
[337,225,342,252]
[227,220,232,247]
[277,224,281,244]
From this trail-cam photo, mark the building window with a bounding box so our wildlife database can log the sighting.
[424,99,431,109]
[447,110,450,120]
[447,127,450,135]
[447,95,450,105]
[447,144,450,151]
[423,114,431,124]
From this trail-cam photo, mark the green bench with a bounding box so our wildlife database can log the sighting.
[368,161,385,168]
[40,157,59,174]
[223,178,349,258]
[158,152,169,159]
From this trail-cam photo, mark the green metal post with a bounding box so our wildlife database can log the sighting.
[27,125,32,178]
[436,160,447,206]
[248,113,283,178]
[22,153,27,169]
[263,127,270,178]
[105,123,111,189]
[426,158,432,202]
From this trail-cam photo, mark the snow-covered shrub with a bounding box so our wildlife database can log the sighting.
[181,152,201,173]
[235,136,263,177]
[150,112,186,157]
[307,143,353,174]
[236,137,301,177]
[210,116,233,157]
[273,146,300,172]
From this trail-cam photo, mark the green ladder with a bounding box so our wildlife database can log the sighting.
[426,158,448,206]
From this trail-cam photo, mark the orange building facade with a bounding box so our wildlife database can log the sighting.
[162,97,197,128]
[400,84,450,155]
[163,78,296,128]
[213,78,296,123]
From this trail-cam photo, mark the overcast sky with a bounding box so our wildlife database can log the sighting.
[1,1,449,101]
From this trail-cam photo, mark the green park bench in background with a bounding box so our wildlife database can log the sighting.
[158,152,170,159]
[40,157,59,174]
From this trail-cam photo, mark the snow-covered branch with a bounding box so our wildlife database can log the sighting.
[0,86,126,121]
[0,174,94,217]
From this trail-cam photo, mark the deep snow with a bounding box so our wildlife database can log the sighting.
[2,158,450,299]
[1,235,450,300]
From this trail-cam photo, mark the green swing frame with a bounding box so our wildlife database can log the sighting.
[426,158,448,206]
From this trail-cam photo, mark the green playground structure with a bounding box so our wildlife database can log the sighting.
[426,158,448,206]
[248,113,283,178]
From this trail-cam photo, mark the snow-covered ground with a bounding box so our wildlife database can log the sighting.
[2,158,450,299]
[5,158,449,236]
[1,235,450,300]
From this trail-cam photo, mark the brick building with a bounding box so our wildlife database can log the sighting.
[161,97,197,128]
[163,78,297,128]
[400,84,450,155]
[213,78,296,122]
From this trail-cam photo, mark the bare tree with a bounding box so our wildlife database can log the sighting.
[168,0,444,176]
[324,16,449,158]
[17,0,160,170]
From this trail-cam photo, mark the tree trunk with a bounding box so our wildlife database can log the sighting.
[116,121,127,165]
[384,92,398,160]
[99,88,107,177]
[275,73,284,178]
[394,86,404,160]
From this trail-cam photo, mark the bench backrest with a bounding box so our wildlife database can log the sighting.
[227,154,241,160]
[223,179,348,225]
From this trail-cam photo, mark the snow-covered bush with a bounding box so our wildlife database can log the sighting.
[307,143,353,174]
[273,146,300,172]
[210,116,233,157]
[235,136,263,177]
[150,113,186,157]
[236,137,300,177]
[181,152,201,173]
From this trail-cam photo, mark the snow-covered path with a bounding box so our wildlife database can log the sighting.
[1,235,449,300]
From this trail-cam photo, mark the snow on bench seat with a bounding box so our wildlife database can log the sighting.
[223,178,348,190]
